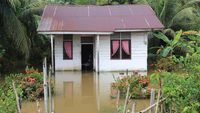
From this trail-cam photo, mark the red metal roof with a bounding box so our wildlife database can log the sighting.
[37,5,164,33]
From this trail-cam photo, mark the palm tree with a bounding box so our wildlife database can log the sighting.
[0,0,30,59]
[137,0,200,31]
[0,0,49,59]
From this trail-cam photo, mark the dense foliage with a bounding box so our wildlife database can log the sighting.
[0,45,5,70]
[0,67,45,112]
[151,71,200,113]
[150,31,200,113]
[0,0,50,74]
[16,67,44,101]
[0,0,199,74]
[0,83,20,113]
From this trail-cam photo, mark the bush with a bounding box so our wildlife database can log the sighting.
[15,67,44,101]
[2,67,48,101]
[0,85,19,113]
[0,78,23,113]
[155,57,177,71]
[173,54,200,74]
[0,67,54,112]
[111,72,150,99]
[151,72,200,113]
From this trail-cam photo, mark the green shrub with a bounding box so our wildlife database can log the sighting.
[112,72,150,99]
[155,57,177,71]
[0,81,22,113]
[173,54,200,74]
[2,67,47,101]
[151,72,200,113]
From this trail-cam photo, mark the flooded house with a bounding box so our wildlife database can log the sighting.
[37,5,164,72]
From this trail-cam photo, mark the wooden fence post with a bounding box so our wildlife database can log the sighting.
[155,89,161,113]
[150,89,155,113]
[126,69,128,76]
[131,102,136,113]
[123,84,130,113]
[12,82,22,113]
[116,90,120,110]
[139,97,166,113]
[51,68,55,113]
[36,99,41,113]
[49,65,52,113]
[43,57,48,113]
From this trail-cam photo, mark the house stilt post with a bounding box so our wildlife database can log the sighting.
[50,35,55,74]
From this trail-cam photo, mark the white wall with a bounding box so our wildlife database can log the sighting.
[54,32,148,71]
[54,35,81,70]
[98,32,148,71]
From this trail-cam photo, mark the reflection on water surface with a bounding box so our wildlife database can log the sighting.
[22,71,149,113]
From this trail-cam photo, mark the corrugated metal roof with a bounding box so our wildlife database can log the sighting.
[37,5,164,33]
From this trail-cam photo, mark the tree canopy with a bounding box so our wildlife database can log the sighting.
[0,0,199,73]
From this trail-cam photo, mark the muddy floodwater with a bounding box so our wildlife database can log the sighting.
[22,71,149,113]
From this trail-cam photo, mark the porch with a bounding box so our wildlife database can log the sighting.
[51,34,101,72]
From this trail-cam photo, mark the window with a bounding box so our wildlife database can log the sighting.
[111,32,131,59]
[63,35,73,60]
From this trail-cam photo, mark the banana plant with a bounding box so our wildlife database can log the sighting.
[153,30,182,57]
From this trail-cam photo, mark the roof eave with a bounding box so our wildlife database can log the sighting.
[38,27,164,35]
[114,28,164,32]
[37,31,113,35]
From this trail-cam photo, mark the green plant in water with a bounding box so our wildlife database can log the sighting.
[150,72,200,113]
[0,80,23,113]
[112,72,150,99]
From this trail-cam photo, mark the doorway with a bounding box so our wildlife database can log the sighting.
[81,44,93,71]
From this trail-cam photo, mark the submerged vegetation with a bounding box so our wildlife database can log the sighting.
[111,72,150,99]
[0,67,45,112]
[151,72,200,113]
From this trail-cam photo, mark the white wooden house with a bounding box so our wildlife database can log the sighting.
[37,5,164,72]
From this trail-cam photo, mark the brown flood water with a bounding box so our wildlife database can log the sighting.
[22,71,149,113]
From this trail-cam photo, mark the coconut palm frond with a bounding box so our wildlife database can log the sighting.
[18,0,47,23]
[135,0,148,4]
[8,0,21,11]
[25,0,48,10]
[169,7,195,27]
[181,0,200,10]
[0,0,30,58]
[159,0,178,27]
[147,0,164,16]
[170,7,200,30]
[19,7,43,21]
[174,18,200,30]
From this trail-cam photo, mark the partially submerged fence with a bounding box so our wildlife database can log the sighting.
[114,72,166,113]
[43,57,55,113]
[12,57,55,113]
[116,88,166,113]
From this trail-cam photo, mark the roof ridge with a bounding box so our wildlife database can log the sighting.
[46,4,151,7]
